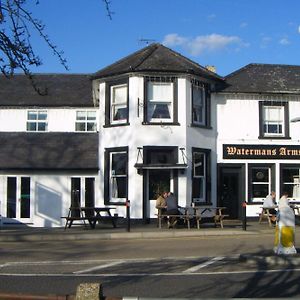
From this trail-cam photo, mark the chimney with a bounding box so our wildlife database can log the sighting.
[205,65,216,73]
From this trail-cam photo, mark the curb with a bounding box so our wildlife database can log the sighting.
[0,228,273,242]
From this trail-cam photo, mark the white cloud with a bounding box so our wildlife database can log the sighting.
[298,25,300,33]
[162,33,243,56]
[260,36,272,49]
[279,38,290,45]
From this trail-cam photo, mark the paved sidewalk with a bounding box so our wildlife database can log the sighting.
[0,219,279,242]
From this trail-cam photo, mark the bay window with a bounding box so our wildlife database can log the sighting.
[105,79,129,126]
[144,77,177,124]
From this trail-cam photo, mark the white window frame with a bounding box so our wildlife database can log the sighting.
[193,152,206,203]
[251,167,271,202]
[263,105,284,137]
[109,151,127,203]
[75,110,97,132]
[147,81,174,123]
[192,85,206,126]
[110,84,128,125]
[26,110,48,132]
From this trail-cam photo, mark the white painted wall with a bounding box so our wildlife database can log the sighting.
[0,108,98,132]
[98,76,218,219]
[0,173,99,227]
[215,93,300,217]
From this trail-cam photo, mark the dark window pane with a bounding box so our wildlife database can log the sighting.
[87,122,96,131]
[7,177,16,218]
[252,184,269,198]
[113,107,127,120]
[37,122,47,131]
[27,122,36,131]
[151,104,170,119]
[71,178,81,217]
[115,177,126,198]
[112,153,127,175]
[20,177,30,218]
[76,123,86,131]
[252,169,269,182]
[194,153,204,176]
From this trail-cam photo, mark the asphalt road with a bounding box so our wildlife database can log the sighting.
[1,232,300,298]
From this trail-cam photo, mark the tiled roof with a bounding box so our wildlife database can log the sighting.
[92,43,223,81]
[0,132,98,170]
[219,63,300,94]
[0,74,94,107]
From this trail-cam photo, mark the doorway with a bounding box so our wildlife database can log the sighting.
[218,165,245,219]
[6,176,31,221]
[144,169,172,220]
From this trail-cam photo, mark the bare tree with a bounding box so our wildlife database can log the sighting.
[0,0,113,89]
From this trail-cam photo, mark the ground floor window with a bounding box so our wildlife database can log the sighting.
[281,165,300,200]
[192,148,211,204]
[248,164,275,203]
[104,147,128,204]
[6,176,31,218]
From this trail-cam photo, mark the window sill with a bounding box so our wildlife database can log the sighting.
[191,124,212,129]
[142,122,180,126]
[103,123,130,128]
[258,136,291,140]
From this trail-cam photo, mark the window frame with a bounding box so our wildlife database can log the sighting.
[191,81,211,128]
[104,147,128,205]
[143,77,178,125]
[104,78,129,127]
[248,163,275,203]
[75,110,97,132]
[259,101,290,139]
[192,148,211,205]
[26,110,48,132]
[280,164,300,203]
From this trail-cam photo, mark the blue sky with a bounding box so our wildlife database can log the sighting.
[25,0,300,77]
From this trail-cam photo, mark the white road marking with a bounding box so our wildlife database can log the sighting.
[183,256,224,273]
[0,268,300,277]
[73,260,125,274]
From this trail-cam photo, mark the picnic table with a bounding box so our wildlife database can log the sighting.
[157,206,228,229]
[62,206,117,230]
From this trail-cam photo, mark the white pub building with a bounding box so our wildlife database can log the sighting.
[1,44,300,227]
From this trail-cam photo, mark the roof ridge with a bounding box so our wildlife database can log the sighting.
[92,44,158,77]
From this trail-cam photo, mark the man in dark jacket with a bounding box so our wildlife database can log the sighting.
[166,192,180,228]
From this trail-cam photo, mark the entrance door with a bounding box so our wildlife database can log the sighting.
[6,176,31,221]
[218,166,244,219]
[147,170,171,219]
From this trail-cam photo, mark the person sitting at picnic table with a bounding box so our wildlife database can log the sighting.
[166,192,180,228]
[155,191,168,219]
[263,191,277,223]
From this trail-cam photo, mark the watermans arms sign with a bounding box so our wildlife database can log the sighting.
[223,144,300,159]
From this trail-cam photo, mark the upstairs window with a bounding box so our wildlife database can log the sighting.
[27,110,48,132]
[144,77,177,124]
[75,111,97,132]
[192,81,210,127]
[259,101,289,139]
[105,79,129,127]
[111,84,128,124]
